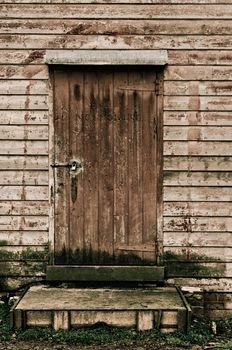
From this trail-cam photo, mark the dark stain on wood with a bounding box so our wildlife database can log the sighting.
[74,84,81,101]
[23,50,45,64]
[71,176,77,204]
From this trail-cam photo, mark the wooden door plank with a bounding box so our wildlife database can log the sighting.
[113,71,129,254]
[142,70,157,262]
[83,71,99,262]
[54,70,70,263]
[127,71,143,261]
[98,71,114,261]
[69,71,84,263]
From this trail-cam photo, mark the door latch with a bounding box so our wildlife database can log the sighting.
[51,161,82,171]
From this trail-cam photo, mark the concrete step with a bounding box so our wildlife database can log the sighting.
[11,286,191,333]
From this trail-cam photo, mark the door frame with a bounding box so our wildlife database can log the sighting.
[46,50,166,266]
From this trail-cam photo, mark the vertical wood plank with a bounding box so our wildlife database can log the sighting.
[98,70,114,260]
[142,70,157,262]
[113,71,129,254]
[69,70,84,262]
[127,70,143,260]
[83,70,99,262]
[54,70,70,263]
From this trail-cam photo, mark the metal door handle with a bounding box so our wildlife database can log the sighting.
[50,161,82,171]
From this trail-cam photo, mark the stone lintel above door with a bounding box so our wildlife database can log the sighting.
[45,50,168,66]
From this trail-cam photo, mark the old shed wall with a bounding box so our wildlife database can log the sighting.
[0,1,232,313]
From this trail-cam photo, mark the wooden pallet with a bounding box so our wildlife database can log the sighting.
[11,286,191,333]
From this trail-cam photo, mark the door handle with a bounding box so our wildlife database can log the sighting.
[51,161,82,171]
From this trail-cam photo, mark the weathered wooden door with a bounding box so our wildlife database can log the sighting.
[53,67,162,265]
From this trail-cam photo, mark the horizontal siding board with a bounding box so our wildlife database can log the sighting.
[164,231,232,247]
[0,65,48,80]
[164,156,232,171]
[164,171,232,186]
[164,247,232,261]
[0,80,48,95]
[1,35,232,50]
[0,231,48,245]
[0,95,48,110]
[0,261,45,277]
[0,186,48,200]
[1,1,232,4]
[164,217,232,232]
[164,96,232,111]
[0,171,48,185]
[164,126,232,141]
[164,202,232,217]
[0,141,48,155]
[164,81,232,96]
[1,5,232,19]
[164,187,232,201]
[0,245,47,260]
[164,112,232,126]
[0,215,48,230]
[0,156,48,169]
[165,66,232,81]
[164,141,232,156]
[0,201,49,215]
[165,262,232,278]
[1,49,232,66]
[0,126,48,140]
[168,50,232,65]
[0,20,232,35]
[0,111,48,125]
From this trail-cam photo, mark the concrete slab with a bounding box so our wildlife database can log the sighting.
[12,286,190,332]
[15,286,185,311]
